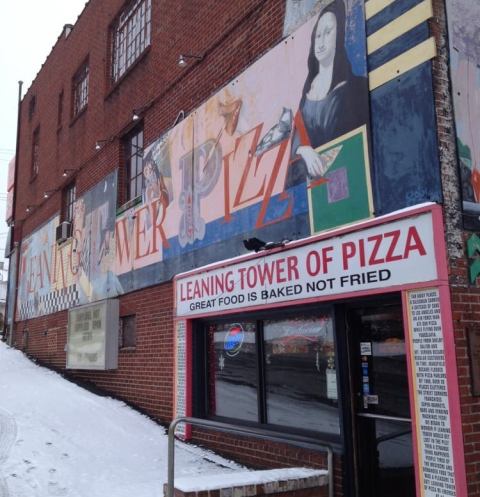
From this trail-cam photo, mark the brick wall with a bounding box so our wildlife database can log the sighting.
[447,261,480,497]
[190,428,343,496]
[13,0,480,495]
[13,282,174,423]
[431,1,480,495]
[12,0,337,478]
[14,0,285,242]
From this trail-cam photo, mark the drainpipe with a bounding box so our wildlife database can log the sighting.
[4,81,23,345]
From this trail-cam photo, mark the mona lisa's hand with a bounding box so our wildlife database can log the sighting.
[297,145,326,178]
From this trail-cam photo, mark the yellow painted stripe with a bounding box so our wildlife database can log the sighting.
[367,0,433,55]
[365,0,395,20]
[369,37,436,91]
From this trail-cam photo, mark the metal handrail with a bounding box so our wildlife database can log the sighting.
[167,416,334,497]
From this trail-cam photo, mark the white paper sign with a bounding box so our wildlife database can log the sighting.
[175,320,187,438]
[408,288,456,497]
[326,369,338,400]
[360,342,372,356]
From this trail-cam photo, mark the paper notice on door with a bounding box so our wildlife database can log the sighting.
[360,341,372,356]
[326,368,338,400]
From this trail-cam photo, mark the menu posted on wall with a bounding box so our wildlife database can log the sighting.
[408,288,456,497]
[174,320,187,438]
[66,299,119,370]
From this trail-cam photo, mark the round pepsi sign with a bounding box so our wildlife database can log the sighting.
[224,324,245,357]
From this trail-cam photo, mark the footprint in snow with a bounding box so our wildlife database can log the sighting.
[48,481,68,496]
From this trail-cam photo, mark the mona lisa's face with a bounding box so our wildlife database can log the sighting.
[314,12,337,64]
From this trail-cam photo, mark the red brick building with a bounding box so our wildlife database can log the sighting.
[6,0,480,496]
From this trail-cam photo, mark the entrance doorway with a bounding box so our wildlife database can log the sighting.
[346,301,416,497]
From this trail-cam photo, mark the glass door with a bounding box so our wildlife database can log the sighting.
[346,302,416,497]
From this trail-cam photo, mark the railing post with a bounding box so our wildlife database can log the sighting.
[327,446,333,497]
[167,417,182,497]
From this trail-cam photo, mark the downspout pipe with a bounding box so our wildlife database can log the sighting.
[4,81,23,345]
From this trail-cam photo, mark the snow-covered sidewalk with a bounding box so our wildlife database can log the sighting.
[0,343,242,497]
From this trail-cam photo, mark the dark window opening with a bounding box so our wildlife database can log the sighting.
[72,60,89,117]
[119,315,136,348]
[57,90,64,128]
[62,182,76,223]
[28,96,36,121]
[123,127,144,202]
[31,127,40,178]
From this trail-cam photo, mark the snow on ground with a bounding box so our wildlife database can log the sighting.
[175,467,327,492]
[0,343,244,497]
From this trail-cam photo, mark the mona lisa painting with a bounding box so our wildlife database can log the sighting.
[285,0,373,232]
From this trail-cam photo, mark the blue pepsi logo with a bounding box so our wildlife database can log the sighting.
[224,324,245,357]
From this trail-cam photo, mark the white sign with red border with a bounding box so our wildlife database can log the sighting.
[176,211,438,317]
[407,288,456,497]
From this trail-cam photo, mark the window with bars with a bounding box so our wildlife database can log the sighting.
[111,0,151,83]
[31,127,40,178]
[124,127,144,202]
[72,61,89,117]
[62,182,76,223]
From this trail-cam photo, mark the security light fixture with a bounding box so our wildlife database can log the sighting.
[26,205,37,213]
[178,53,203,68]
[62,169,75,177]
[95,140,108,151]
[43,190,56,199]
[243,237,266,252]
[173,110,185,127]
[243,237,288,253]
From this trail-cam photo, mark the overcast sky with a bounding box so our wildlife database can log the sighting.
[0,0,87,262]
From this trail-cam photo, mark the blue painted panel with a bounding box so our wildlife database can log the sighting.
[118,187,310,293]
[163,183,308,259]
[370,62,442,215]
[367,0,422,36]
[367,23,429,71]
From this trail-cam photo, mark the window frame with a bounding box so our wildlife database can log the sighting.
[62,182,76,224]
[111,0,152,84]
[194,304,343,443]
[72,59,89,118]
[28,96,36,121]
[119,314,137,349]
[123,126,144,203]
[31,126,40,179]
[57,90,64,129]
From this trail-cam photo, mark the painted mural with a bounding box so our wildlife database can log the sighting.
[16,172,118,320]
[16,0,371,316]
[284,0,325,36]
[116,0,371,293]
[446,0,480,229]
